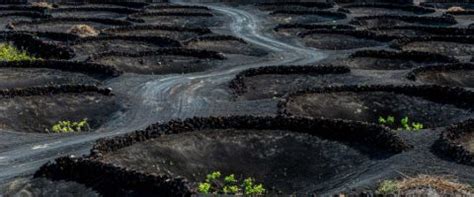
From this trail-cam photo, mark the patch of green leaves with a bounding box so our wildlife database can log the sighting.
[243,177,266,195]
[378,115,424,131]
[198,171,266,195]
[377,180,398,195]
[50,118,90,133]
[198,182,211,194]
[378,115,395,126]
[0,43,37,61]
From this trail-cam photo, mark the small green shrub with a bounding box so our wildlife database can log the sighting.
[378,115,424,131]
[378,116,395,125]
[243,177,266,195]
[50,118,90,133]
[198,182,211,194]
[377,180,398,195]
[0,43,37,61]
[198,171,266,195]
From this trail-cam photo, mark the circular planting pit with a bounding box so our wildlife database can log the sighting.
[420,2,474,10]
[434,119,474,166]
[88,49,225,74]
[70,36,181,58]
[340,50,458,70]
[0,5,45,14]
[102,25,211,41]
[0,85,120,133]
[258,2,335,12]
[0,33,74,60]
[0,68,98,89]
[269,10,347,24]
[0,60,122,79]
[407,63,474,88]
[298,30,391,50]
[79,2,149,9]
[9,17,132,33]
[0,12,49,30]
[274,23,355,36]
[184,35,267,57]
[393,36,474,62]
[35,116,409,195]
[279,85,474,129]
[446,9,474,24]
[127,12,222,28]
[342,3,435,16]
[144,4,211,14]
[350,15,457,29]
[229,65,352,99]
[371,26,474,38]
[50,7,138,19]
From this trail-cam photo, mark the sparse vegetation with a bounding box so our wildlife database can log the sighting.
[31,2,54,9]
[50,119,90,133]
[377,175,473,196]
[447,6,465,13]
[68,25,100,38]
[0,43,37,62]
[198,171,266,195]
[378,115,424,131]
[377,180,398,195]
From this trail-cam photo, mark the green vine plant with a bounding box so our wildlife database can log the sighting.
[377,180,398,195]
[198,171,266,196]
[0,43,37,61]
[378,115,424,131]
[49,118,90,133]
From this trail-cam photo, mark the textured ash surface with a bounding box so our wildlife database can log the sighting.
[0,68,99,89]
[12,21,119,33]
[414,70,474,88]
[92,55,220,74]
[0,92,120,133]
[401,41,474,61]
[284,91,472,128]
[302,34,384,50]
[0,1,473,196]
[100,129,376,195]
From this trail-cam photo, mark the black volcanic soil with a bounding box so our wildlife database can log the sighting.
[90,53,220,74]
[10,18,130,33]
[0,68,99,89]
[302,33,384,50]
[185,39,267,56]
[435,119,474,166]
[414,70,474,88]
[1,1,474,196]
[283,91,471,128]
[129,13,225,28]
[331,50,458,70]
[400,41,474,61]
[351,16,456,29]
[461,132,474,153]
[0,91,119,133]
[343,5,433,17]
[371,26,474,37]
[99,129,376,194]
[103,26,209,41]
[50,8,132,19]
[71,38,177,58]
[1,178,99,197]
[238,73,369,100]
[0,13,44,30]
[271,14,343,25]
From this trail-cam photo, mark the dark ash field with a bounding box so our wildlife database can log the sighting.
[0,0,473,196]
